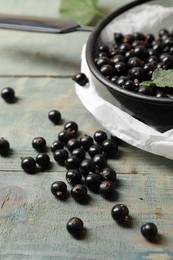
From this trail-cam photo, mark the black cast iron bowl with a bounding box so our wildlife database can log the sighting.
[86,0,173,132]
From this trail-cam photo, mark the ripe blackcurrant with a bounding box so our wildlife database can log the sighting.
[88,144,102,158]
[71,184,87,201]
[0,138,10,154]
[50,140,64,153]
[141,222,158,240]
[21,156,36,174]
[79,158,95,177]
[111,204,129,223]
[85,173,101,192]
[71,147,85,161]
[32,137,46,151]
[66,138,81,152]
[36,153,50,169]
[53,149,68,166]
[100,167,117,182]
[80,134,93,150]
[66,217,84,236]
[51,181,67,198]
[64,121,78,134]
[99,181,115,199]
[65,155,80,170]
[93,130,107,144]
[58,130,75,144]
[102,139,118,157]
[92,154,107,171]
[1,87,15,103]
[48,109,61,124]
[72,73,88,86]
[66,169,82,186]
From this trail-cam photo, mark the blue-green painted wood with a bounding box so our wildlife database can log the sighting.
[0,1,173,260]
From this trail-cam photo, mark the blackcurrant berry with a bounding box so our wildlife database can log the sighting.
[0,138,10,154]
[66,217,84,236]
[92,154,107,171]
[95,57,110,68]
[71,147,85,161]
[66,138,81,152]
[114,62,127,76]
[36,153,50,169]
[64,121,78,134]
[66,169,82,186]
[134,45,148,60]
[58,130,75,144]
[88,144,102,158]
[100,64,114,77]
[111,204,129,222]
[93,130,107,144]
[71,184,87,201]
[100,167,116,182]
[48,109,61,124]
[101,139,118,157]
[80,134,93,150]
[50,140,64,152]
[141,222,158,240]
[79,158,95,177]
[65,155,80,170]
[138,85,155,96]
[1,87,15,103]
[111,54,125,64]
[72,73,88,86]
[99,181,115,199]
[21,156,36,174]
[85,173,101,192]
[51,181,67,198]
[53,149,68,166]
[114,32,123,44]
[32,137,46,151]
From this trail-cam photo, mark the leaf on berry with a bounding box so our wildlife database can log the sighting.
[140,68,173,88]
[59,0,105,25]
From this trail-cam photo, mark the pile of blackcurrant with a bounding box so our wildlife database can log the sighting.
[50,121,119,201]
[94,29,173,97]
[17,113,159,240]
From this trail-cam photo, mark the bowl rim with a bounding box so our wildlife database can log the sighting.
[86,0,173,104]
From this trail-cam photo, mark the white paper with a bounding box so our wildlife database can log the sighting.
[75,3,173,160]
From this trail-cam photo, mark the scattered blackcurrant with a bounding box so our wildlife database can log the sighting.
[99,181,115,199]
[48,109,61,124]
[32,137,46,151]
[71,184,88,201]
[72,73,89,86]
[111,204,129,223]
[36,153,50,169]
[1,87,15,103]
[50,140,64,152]
[66,217,84,236]
[21,156,36,174]
[0,138,10,154]
[141,222,158,240]
[51,181,67,198]
[53,149,68,166]
[66,169,82,186]
[65,155,80,170]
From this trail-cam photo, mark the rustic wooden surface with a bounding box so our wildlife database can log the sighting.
[0,1,173,259]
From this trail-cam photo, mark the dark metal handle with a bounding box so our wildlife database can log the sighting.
[0,13,93,33]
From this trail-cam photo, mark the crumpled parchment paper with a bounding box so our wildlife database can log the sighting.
[75,3,173,160]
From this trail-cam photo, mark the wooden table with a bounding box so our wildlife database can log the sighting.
[0,1,173,259]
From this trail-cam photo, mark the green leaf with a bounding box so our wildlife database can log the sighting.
[140,68,173,88]
[59,0,100,25]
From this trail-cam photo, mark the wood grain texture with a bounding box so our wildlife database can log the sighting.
[0,1,173,260]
